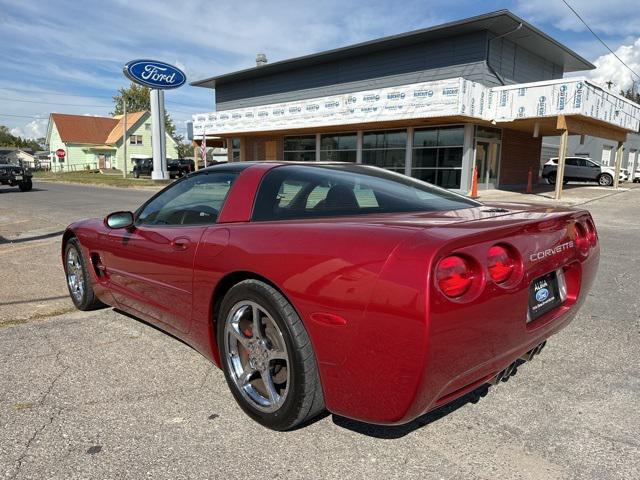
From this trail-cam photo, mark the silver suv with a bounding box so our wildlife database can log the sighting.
[542,157,629,186]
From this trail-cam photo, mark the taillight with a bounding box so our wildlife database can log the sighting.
[584,219,597,247]
[436,255,474,298]
[487,245,516,284]
[574,222,590,255]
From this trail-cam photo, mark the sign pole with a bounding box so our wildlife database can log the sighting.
[150,89,168,180]
[123,59,185,181]
[122,98,128,178]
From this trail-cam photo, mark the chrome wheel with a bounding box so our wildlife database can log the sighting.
[66,247,85,302]
[599,174,613,186]
[224,301,290,413]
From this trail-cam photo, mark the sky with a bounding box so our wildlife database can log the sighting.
[0,0,639,141]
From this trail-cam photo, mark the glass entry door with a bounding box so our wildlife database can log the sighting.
[475,140,500,189]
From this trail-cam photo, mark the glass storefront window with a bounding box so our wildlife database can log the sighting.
[362,129,406,173]
[320,133,357,162]
[476,126,502,140]
[411,126,464,189]
[231,138,241,162]
[284,135,316,162]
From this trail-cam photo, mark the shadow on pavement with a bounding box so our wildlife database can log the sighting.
[0,230,64,245]
[0,295,69,306]
[331,384,491,439]
[0,187,47,194]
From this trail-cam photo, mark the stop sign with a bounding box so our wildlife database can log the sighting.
[55,149,66,159]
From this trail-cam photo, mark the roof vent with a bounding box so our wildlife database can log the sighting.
[256,53,268,67]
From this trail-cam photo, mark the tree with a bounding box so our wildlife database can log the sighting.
[620,82,640,132]
[0,125,43,150]
[620,82,640,104]
[174,134,194,158]
[112,82,176,137]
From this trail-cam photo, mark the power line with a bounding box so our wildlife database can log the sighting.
[0,96,112,108]
[0,113,47,119]
[561,0,640,82]
[0,87,205,110]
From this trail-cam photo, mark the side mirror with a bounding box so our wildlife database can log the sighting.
[104,211,134,229]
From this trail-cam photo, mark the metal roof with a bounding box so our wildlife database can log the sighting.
[192,10,595,89]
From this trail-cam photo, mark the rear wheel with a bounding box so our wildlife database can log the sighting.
[547,172,556,185]
[598,173,613,186]
[64,238,104,311]
[218,280,324,430]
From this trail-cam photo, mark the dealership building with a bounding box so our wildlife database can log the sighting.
[190,10,640,192]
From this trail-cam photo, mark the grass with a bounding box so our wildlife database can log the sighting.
[33,170,166,188]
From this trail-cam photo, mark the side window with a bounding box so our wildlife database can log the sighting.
[566,158,578,166]
[137,172,237,226]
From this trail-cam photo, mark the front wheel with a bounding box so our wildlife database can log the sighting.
[546,173,556,185]
[598,173,613,186]
[64,238,105,311]
[217,280,325,430]
[18,179,32,192]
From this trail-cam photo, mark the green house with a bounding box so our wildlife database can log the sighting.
[45,111,178,172]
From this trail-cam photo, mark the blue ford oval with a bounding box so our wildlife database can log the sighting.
[123,60,186,90]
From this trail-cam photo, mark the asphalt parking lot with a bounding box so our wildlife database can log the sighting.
[1,181,639,480]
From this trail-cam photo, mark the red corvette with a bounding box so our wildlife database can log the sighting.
[62,162,599,430]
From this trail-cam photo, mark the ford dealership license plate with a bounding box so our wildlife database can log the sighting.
[528,272,562,321]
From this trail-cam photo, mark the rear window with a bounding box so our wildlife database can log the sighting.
[252,165,479,221]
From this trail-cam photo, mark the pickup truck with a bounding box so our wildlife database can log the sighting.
[0,162,33,191]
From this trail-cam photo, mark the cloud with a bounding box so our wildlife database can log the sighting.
[586,38,640,92]
[515,0,640,38]
[10,119,48,139]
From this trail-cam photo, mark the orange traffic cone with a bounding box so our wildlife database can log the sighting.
[526,167,533,194]
[470,166,479,199]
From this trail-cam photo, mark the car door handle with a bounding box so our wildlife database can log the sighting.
[171,238,191,251]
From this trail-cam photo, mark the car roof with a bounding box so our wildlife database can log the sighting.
[197,160,393,173]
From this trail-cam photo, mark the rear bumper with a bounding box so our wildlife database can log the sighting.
[401,248,597,425]
[321,235,599,425]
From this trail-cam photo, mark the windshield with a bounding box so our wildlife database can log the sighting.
[0,159,21,167]
[252,164,480,221]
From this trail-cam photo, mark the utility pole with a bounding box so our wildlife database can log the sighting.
[122,97,128,178]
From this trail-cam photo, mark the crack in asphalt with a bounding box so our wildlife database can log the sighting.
[7,351,68,480]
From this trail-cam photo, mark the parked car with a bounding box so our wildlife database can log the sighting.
[131,158,153,178]
[62,162,599,430]
[0,161,33,191]
[168,158,195,179]
[542,156,628,186]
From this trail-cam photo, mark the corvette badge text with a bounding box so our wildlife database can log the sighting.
[529,241,574,262]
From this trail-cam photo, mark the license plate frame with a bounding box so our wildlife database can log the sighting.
[528,271,563,321]
[14,175,22,181]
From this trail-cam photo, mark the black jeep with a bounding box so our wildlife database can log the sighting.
[0,162,33,191]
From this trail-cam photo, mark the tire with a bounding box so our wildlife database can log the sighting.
[598,173,613,186]
[217,279,325,430]
[64,238,105,311]
[547,172,556,185]
[134,171,140,179]
[18,179,32,192]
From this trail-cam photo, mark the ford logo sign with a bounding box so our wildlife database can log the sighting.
[535,288,549,303]
[123,60,186,90]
